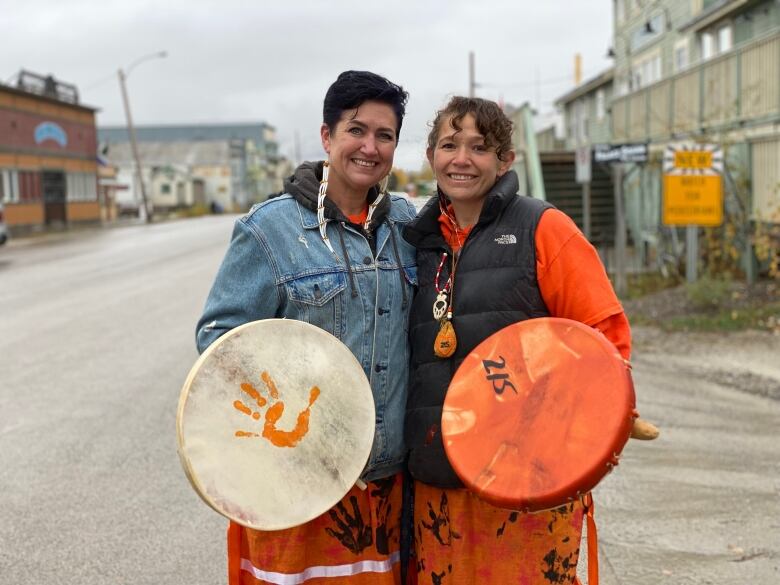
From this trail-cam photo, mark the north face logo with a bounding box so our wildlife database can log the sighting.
[494,234,517,245]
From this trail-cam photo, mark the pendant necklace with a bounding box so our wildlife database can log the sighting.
[433,251,458,358]
[433,199,465,358]
[432,252,450,321]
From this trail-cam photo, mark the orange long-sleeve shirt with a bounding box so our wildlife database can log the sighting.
[439,207,631,359]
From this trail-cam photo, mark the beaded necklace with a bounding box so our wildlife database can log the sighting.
[432,198,465,359]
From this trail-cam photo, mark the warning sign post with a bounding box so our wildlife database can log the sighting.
[662,145,723,226]
[662,144,723,283]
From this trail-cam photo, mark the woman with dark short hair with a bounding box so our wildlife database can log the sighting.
[402,97,632,584]
[196,71,417,585]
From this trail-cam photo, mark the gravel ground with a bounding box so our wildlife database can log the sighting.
[631,325,780,401]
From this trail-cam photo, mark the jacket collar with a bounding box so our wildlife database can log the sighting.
[285,160,392,230]
[403,170,520,249]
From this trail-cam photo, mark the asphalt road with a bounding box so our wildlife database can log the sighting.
[1,215,777,584]
[0,217,233,585]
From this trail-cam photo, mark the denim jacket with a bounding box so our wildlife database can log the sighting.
[196,165,417,481]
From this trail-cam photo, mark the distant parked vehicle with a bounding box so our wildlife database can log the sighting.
[0,203,8,245]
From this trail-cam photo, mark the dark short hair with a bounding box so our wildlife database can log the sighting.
[427,96,513,161]
[323,70,409,139]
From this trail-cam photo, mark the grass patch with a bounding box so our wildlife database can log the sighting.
[622,272,682,300]
[623,277,779,332]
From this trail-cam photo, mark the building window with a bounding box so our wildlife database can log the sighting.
[617,77,630,96]
[718,24,733,53]
[161,183,171,194]
[568,109,577,143]
[596,89,606,121]
[631,50,662,90]
[67,172,98,202]
[674,39,690,71]
[0,170,18,203]
[702,24,733,61]
[701,31,715,60]
[18,171,41,202]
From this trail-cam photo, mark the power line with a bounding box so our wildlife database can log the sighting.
[82,72,119,91]
[480,67,609,90]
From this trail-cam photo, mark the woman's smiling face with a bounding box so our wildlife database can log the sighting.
[321,100,398,200]
[428,113,514,207]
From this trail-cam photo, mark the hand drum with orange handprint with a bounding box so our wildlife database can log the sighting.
[233,371,321,448]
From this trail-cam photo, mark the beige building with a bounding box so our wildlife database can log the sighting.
[610,0,780,223]
[106,141,235,214]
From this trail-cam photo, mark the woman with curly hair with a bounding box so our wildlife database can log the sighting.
[402,96,631,584]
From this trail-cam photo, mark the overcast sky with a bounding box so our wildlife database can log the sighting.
[1,0,614,171]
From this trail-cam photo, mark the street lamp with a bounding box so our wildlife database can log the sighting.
[117,50,167,223]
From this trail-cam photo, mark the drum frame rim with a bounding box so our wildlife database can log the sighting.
[442,317,636,513]
[176,318,376,530]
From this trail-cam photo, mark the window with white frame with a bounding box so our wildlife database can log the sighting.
[616,77,630,96]
[701,23,733,61]
[596,89,606,121]
[0,169,20,203]
[718,24,733,53]
[674,39,690,71]
[574,99,589,143]
[701,31,715,60]
[632,50,662,89]
[66,172,98,202]
[568,108,577,143]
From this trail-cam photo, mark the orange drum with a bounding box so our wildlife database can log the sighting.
[442,317,636,512]
[177,319,375,530]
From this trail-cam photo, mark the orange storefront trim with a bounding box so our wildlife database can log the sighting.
[4,203,44,226]
[67,201,100,221]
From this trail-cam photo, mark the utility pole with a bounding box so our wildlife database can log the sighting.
[469,51,476,98]
[117,50,167,224]
[613,163,628,296]
[118,68,151,223]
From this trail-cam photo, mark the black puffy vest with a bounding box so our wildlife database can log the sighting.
[402,172,553,488]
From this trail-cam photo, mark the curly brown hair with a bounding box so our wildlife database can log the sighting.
[427,96,514,161]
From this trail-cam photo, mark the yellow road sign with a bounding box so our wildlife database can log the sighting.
[662,175,723,226]
[662,144,723,226]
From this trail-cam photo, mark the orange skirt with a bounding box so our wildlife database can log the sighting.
[413,481,584,585]
[228,474,403,585]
